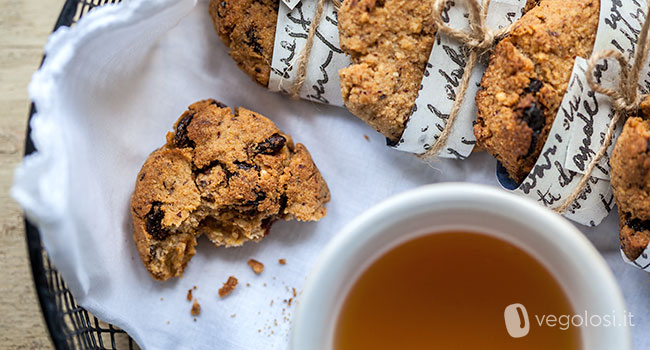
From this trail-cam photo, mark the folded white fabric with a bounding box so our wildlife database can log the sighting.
[11,0,649,349]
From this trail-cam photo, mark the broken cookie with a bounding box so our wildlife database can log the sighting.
[130,99,330,280]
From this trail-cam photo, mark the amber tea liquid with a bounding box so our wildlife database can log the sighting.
[334,232,581,350]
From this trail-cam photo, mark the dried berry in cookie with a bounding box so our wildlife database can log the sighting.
[474,0,599,183]
[610,98,650,260]
[131,99,330,280]
[338,0,436,143]
[209,0,280,86]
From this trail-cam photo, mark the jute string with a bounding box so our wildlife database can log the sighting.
[419,0,514,159]
[289,0,341,99]
[553,0,650,214]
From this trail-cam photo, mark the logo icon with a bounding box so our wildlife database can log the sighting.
[504,303,530,338]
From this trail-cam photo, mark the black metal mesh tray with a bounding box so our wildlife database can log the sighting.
[25,0,138,349]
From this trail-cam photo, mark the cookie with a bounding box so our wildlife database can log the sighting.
[209,0,279,86]
[338,0,437,143]
[610,98,650,260]
[474,0,599,183]
[131,99,330,280]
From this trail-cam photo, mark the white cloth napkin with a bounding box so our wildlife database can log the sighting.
[11,0,649,349]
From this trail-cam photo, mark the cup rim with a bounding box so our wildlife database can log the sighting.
[290,183,630,349]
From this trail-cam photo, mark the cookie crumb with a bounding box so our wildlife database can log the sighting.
[363,134,370,141]
[219,276,238,298]
[278,258,286,265]
[292,288,297,298]
[160,297,164,301]
[191,300,201,316]
[186,289,193,301]
[246,282,251,287]
[193,285,197,290]
[230,314,236,318]
[247,259,265,274]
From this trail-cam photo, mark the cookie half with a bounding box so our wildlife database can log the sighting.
[610,99,650,260]
[338,0,436,143]
[209,0,279,86]
[474,0,599,183]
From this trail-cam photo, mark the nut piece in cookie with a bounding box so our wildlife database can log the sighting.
[209,0,279,86]
[474,0,599,183]
[338,0,437,143]
[130,99,330,280]
[610,100,650,261]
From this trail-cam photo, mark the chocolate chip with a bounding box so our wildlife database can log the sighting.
[146,201,169,241]
[515,95,546,158]
[234,161,255,170]
[278,194,288,214]
[521,101,545,133]
[255,133,286,155]
[627,216,650,232]
[174,112,195,148]
[646,139,650,153]
[245,27,264,55]
[261,217,275,236]
[197,160,235,185]
[242,191,267,206]
[524,78,543,94]
[210,100,228,108]
[522,102,545,157]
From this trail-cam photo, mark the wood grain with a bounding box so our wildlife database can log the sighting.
[1,0,65,348]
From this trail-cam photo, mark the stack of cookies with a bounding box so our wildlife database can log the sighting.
[131,0,648,280]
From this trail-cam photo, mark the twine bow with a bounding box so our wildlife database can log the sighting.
[289,0,341,99]
[419,0,514,159]
[554,0,650,214]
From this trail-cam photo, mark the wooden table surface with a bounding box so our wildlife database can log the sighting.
[1,0,65,348]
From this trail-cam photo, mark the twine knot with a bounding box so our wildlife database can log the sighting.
[432,0,509,57]
[420,0,511,160]
[586,50,646,116]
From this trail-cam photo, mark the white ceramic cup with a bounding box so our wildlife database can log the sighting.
[290,183,630,350]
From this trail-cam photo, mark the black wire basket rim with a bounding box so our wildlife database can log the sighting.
[25,0,133,349]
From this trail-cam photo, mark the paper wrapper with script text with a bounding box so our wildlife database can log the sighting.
[269,0,349,106]
[497,0,650,272]
[392,0,528,158]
